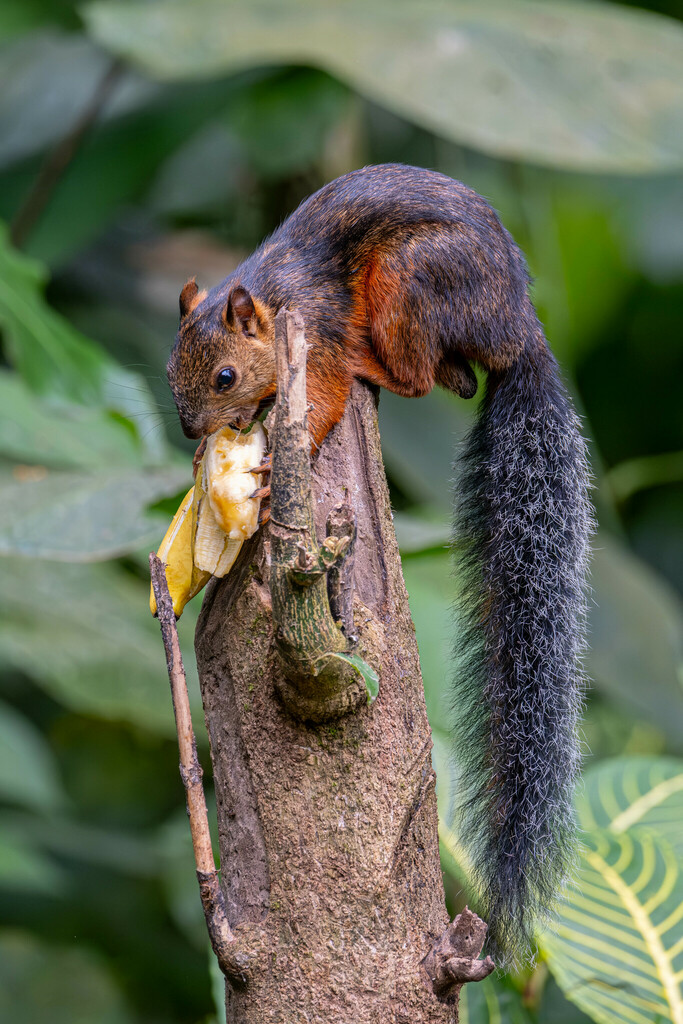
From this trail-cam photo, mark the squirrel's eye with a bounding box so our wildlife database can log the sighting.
[215,367,236,392]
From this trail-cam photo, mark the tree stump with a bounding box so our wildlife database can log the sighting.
[193,311,492,1022]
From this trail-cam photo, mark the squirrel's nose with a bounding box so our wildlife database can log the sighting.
[179,413,203,440]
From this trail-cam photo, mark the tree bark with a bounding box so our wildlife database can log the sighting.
[194,312,491,1022]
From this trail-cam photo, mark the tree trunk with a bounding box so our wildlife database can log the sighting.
[194,312,490,1022]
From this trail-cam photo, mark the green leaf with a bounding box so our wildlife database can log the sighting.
[0,370,148,468]
[0,31,149,170]
[209,938,227,1024]
[0,230,170,462]
[403,531,683,744]
[0,809,161,878]
[0,222,108,404]
[459,970,534,1024]
[0,3,79,39]
[401,550,456,730]
[605,449,683,505]
[578,757,683,861]
[379,389,474,510]
[528,186,632,368]
[0,830,66,895]
[0,558,201,735]
[326,652,379,704]
[393,509,450,556]
[84,0,683,173]
[0,464,190,560]
[0,932,133,1024]
[0,698,66,811]
[590,537,683,747]
[540,828,683,1024]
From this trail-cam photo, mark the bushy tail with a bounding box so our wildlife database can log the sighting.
[452,332,593,967]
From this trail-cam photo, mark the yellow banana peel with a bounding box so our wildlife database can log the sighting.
[149,486,210,618]
[150,422,267,618]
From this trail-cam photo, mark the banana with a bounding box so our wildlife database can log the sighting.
[192,458,243,577]
[204,424,266,540]
[150,422,267,618]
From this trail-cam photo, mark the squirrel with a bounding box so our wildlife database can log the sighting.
[167,163,592,965]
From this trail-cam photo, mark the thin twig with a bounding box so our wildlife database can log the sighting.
[10,58,124,248]
[149,553,242,977]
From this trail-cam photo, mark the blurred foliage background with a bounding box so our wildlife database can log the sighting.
[0,1,682,1022]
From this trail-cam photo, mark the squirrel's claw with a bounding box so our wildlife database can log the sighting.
[250,452,272,476]
[251,452,271,521]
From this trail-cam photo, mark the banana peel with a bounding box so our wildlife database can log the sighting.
[150,422,267,618]
[149,485,210,618]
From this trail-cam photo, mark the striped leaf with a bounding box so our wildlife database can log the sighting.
[577,757,683,859]
[540,828,683,1024]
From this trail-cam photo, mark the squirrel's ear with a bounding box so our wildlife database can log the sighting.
[224,286,259,336]
[179,278,205,320]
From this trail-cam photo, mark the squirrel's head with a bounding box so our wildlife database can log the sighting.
[167,278,277,439]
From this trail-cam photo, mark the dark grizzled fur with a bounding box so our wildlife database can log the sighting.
[452,330,593,966]
[167,164,593,965]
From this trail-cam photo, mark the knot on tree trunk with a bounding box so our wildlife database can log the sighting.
[422,907,496,1003]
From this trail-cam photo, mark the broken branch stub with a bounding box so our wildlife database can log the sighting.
[268,308,365,721]
[421,907,496,1002]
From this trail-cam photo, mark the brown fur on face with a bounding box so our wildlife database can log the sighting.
[167,284,277,439]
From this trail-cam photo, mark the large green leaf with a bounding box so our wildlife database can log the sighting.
[223,67,350,179]
[392,510,450,556]
[540,828,683,1024]
[0,72,241,266]
[0,222,109,404]
[0,231,169,470]
[0,558,201,735]
[0,226,171,463]
[0,464,189,560]
[578,757,683,861]
[0,370,147,468]
[401,550,457,731]
[0,808,161,878]
[83,0,683,173]
[605,449,683,506]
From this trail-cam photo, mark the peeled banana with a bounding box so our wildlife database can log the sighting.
[150,422,267,618]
